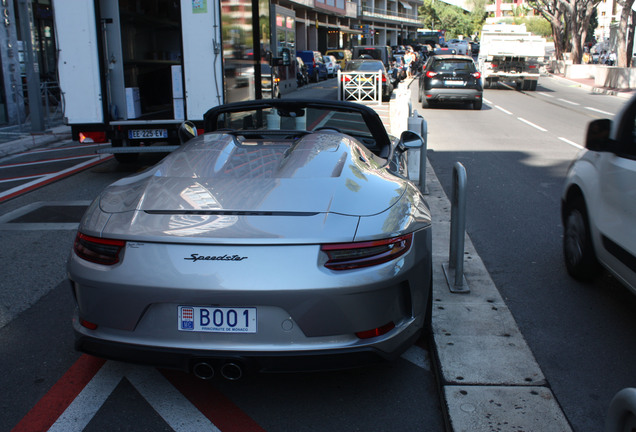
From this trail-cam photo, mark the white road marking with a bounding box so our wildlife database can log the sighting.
[48,361,219,432]
[558,137,584,150]
[537,92,554,98]
[585,106,614,116]
[558,98,580,106]
[401,345,431,370]
[517,117,547,132]
[495,105,513,115]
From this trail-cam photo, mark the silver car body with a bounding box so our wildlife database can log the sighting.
[69,100,432,375]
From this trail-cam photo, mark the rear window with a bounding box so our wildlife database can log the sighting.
[330,52,345,60]
[432,59,476,73]
[358,49,382,60]
[346,61,384,72]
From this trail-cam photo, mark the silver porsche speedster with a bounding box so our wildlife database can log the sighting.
[68,99,432,379]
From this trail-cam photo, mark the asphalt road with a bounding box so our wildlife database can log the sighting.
[419,75,636,432]
[2,73,635,432]
[0,79,444,432]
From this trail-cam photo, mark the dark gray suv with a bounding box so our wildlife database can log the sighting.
[418,55,483,110]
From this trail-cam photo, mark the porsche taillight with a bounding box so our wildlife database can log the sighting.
[321,233,413,270]
[74,232,125,265]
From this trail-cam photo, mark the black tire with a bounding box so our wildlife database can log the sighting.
[312,71,319,83]
[484,80,491,89]
[473,99,482,110]
[530,80,538,91]
[563,197,601,281]
[418,83,422,103]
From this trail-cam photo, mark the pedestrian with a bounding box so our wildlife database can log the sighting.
[404,50,414,78]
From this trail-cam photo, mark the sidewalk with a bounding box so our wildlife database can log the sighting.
[0,124,71,159]
[548,72,636,99]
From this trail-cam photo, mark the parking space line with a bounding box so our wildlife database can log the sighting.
[0,155,111,203]
[11,355,106,432]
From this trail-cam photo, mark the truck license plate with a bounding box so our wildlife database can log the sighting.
[178,306,257,333]
[128,129,168,139]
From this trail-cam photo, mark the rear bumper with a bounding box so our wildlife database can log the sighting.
[425,88,482,102]
[74,325,423,374]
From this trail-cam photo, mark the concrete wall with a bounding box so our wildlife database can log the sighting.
[549,61,636,89]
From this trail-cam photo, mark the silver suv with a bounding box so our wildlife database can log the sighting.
[561,94,636,292]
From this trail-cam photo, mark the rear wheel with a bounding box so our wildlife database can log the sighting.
[473,99,482,110]
[563,197,601,281]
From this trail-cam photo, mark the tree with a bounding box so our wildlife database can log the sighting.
[528,0,568,60]
[529,0,600,63]
[615,0,636,67]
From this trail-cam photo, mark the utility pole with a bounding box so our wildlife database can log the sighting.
[17,0,44,132]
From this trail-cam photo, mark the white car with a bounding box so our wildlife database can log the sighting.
[324,55,340,77]
[446,39,471,56]
[561,93,636,293]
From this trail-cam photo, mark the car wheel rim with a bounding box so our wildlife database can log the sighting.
[564,210,585,267]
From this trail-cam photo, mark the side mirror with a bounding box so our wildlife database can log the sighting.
[399,130,424,149]
[178,121,198,145]
[585,119,611,151]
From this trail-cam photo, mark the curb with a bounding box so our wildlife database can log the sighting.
[371,96,573,430]
[547,72,635,100]
[0,125,71,158]
[424,160,573,431]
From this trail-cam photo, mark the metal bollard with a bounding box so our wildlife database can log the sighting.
[443,161,469,293]
[407,110,428,192]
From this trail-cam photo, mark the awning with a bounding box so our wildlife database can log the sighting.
[400,1,412,9]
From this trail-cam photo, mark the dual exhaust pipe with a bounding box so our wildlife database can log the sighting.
[192,361,244,381]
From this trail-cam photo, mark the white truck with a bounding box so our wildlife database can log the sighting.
[477,24,546,91]
[52,0,293,163]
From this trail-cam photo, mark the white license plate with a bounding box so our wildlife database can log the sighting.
[178,306,257,333]
[128,129,168,139]
[445,80,465,86]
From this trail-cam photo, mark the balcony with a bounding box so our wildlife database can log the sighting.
[360,5,420,25]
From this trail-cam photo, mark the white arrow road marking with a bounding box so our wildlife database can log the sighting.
[48,361,219,432]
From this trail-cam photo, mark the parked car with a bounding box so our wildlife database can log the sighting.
[561,93,636,294]
[325,49,352,69]
[418,54,483,110]
[446,39,471,56]
[352,45,393,68]
[342,59,394,101]
[432,47,457,56]
[324,55,340,77]
[296,56,309,87]
[296,50,328,82]
[260,63,280,98]
[68,99,432,378]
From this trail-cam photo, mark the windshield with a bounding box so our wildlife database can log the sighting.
[212,106,374,142]
[346,61,384,72]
